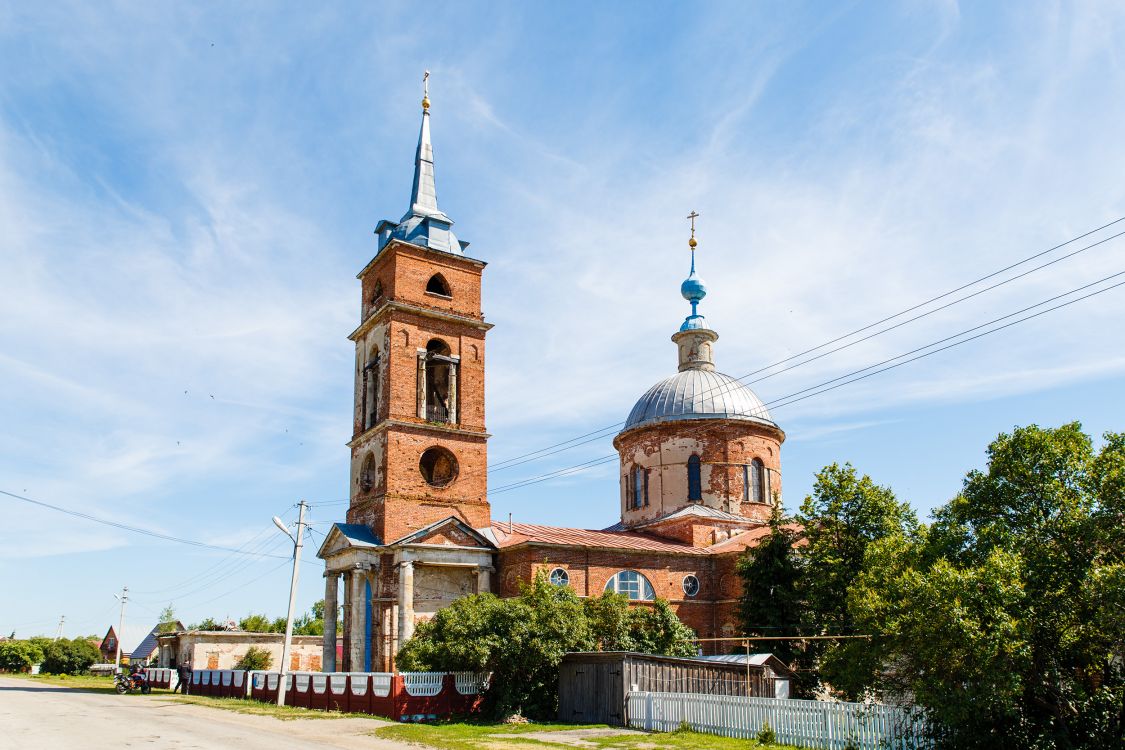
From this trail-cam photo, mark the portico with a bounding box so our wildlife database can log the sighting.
[318,517,496,672]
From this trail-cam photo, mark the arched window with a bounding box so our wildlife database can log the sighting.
[420,339,457,424]
[362,349,380,430]
[687,454,702,501]
[426,273,451,297]
[372,279,384,304]
[604,570,655,601]
[359,453,375,493]
[750,458,766,503]
[631,466,647,509]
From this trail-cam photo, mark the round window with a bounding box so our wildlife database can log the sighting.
[682,575,700,598]
[419,447,458,487]
[549,568,569,587]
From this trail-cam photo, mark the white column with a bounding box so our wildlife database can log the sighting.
[398,561,415,644]
[347,569,365,671]
[476,565,493,594]
[323,572,338,672]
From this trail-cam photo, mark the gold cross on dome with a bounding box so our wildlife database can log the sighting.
[686,210,700,247]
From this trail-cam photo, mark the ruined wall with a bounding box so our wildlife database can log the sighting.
[614,420,783,528]
[162,634,323,671]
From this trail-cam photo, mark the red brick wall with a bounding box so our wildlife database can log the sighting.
[497,545,738,646]
[346,239,490,544]
[614,419,784,529]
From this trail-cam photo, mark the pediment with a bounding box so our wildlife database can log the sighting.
[317,523,382,559]
[391,516,496,550]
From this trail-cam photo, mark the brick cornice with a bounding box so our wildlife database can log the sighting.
[349,299,493,341]
[348,419,490,447]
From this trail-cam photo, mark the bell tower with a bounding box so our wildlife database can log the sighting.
[346,75,491,543]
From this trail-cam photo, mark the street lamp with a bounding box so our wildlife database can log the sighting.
[273,501,307,707]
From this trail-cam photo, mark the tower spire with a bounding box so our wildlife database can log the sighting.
[376,71,465,256]
[408,70,449,222]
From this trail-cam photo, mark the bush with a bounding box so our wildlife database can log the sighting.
[756,720,776,745]
[0,641,45,672]
[234,646,273,671]
[397,571,697,719]
[41,638,99,675]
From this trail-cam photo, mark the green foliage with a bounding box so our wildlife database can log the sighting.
[848,423,1125,749]
[156,604,178,633]
[397,571,697,719]
[188,617,224,631]
[755,720,776,745]
[798,463,916,699]
[0,640,45,672]
[583,593,696,656]
[736,507,815,696]
[239,614,281,633]
[233,645,273,671]
[736,467,913,699]
[41,638,99,675]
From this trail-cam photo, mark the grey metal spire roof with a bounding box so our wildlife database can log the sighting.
[374,75,467,257]
[624,368,776,430]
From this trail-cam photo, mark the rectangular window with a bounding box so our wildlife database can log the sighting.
[632,467,644,509]
[643,468,650,507]
[743,465,750,503]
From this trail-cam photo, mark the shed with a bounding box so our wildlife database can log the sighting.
[558,651,793,726]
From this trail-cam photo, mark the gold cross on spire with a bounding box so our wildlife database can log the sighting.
[687,210,700,248]
[422,70,431,110]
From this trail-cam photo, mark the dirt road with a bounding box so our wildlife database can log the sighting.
[0,676,412,749]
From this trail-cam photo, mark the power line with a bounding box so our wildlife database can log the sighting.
[0,489,290,560]
[488,269,1125,496]
[485,217,1125,474]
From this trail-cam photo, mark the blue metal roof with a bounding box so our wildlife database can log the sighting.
[375,84,468,257]
[334,523,382,548]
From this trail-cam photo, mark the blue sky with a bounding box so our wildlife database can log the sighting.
[3,2,1125,638]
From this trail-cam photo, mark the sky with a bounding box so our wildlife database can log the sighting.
[2,1,1125,639]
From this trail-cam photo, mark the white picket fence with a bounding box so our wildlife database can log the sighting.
[627,691,930,750]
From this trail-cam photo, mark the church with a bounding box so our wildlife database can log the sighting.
[317,79,786,672]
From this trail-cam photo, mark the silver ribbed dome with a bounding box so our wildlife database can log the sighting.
[624,369,775,430]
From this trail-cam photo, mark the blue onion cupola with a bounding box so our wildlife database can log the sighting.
[679,212,708,331]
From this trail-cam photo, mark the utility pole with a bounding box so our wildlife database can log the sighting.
[113,586,128,673]
[54,615,65,640]
[272,501,307,707]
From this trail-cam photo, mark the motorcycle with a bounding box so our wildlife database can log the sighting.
[114,670,151,695]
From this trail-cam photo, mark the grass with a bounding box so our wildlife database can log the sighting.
[373,721,806,749]
[3,673,118,693]
[7,676,808,749]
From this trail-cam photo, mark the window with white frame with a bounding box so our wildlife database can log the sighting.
[604,570,655,600]
[549,568,569,587]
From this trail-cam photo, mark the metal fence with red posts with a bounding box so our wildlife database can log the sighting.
[149,667,488,721]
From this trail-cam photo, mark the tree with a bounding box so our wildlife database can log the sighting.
[188,617,223,631]
[397,572,698,719]
[233,646,273,671]
[797,462,916,698]
[41,638,99,675]
[156,604,178,633]
[238,614,277,633]
[0,641,45,672]
[848,423,1125,749]
[736,507,816,696]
